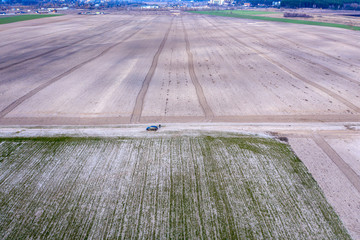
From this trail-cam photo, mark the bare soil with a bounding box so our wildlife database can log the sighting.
[0,13,359,124]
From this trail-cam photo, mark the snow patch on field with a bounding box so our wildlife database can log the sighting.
[0,136,350,239]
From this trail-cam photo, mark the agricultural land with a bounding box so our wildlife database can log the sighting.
[0,14,62,25]
[0,10,360,239]
[0,135,351,239]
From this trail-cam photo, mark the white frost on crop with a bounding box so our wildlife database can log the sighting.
[0,135,350,239]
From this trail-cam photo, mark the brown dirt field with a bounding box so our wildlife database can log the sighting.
[1,13,359,124]
[1,11,360,239]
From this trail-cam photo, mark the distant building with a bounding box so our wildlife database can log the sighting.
[272,1,281,6]
[141,5,159,9]
[170,10,181,16]
[209,0,225,5]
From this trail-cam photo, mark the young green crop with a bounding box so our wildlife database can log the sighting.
[0,14,62,24]
[0,135,351,239]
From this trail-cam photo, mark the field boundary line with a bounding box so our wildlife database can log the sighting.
[130,17,174,123]
[1,114,360,125]
[181,16,214,120]
[312,133,360,194]
[202,16,360,113]
[0,19,152,119]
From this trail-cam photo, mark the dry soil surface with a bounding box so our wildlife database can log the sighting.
[1,12,360,239]
[0,13,360,124]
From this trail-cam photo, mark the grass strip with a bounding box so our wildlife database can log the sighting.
[212,10,278,15]
[189,10,360,31]
[0,14,62,24]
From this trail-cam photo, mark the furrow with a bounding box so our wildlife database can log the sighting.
[181,16,214,120]
[236,27,360,85]
[0,21,147,119]
[203,16,360,113]
[0,20,132,71]
[313,134,360,193]
[130,17,174,123]
[272,33,360,70]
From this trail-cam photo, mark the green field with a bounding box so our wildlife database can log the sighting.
[0,14,61,24]
[190,10,360,31]
[0,135,350,239]
[211,10,278,15]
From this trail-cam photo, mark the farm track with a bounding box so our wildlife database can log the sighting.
[1,114,360,125]
[130,17,174,123]
[312,134,360,193]
[181,16,214,120]
[0,19,151,119]
[0,19,132,71]
[203,16,360,113]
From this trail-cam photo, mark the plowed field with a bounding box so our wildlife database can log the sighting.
[0,13,359,124]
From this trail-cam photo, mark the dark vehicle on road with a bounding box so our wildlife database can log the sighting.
[146,126,158,131]
[146,124,161,131]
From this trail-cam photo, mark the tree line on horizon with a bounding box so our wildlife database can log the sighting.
[234,0,360,9]
[279,0,360,8]
[2,0,360,9]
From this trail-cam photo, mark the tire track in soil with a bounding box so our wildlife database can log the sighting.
[271,33,360,70]
[0,18,128,49]
[312,134,360,194]
[216,16,360,69]
[231,26,360,85]
[181,16,214,120]
[0,19,132,71]
[203,16,360,114]
[0,20,150,119]
[298,30,360,50]
[0,28,71,49]
[130,17,174,124]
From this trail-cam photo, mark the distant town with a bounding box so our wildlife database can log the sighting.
[1,0,359,16]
